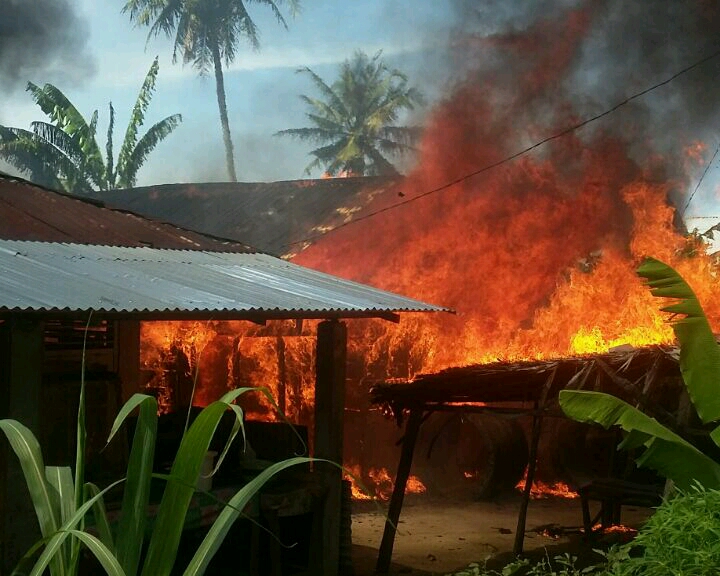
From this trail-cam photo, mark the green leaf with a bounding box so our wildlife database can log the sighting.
[31,530,126,576]
[140,394,241,576]
[0,420,61,538]
[182,457,315,576]
[637,257,720,425]
[25,478,125,576]
[110,393,158,576]
[85,482,114,555]
[559,390,720,490]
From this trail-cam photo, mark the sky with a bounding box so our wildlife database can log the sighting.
[0,0,454,184]
[2,0,720,233]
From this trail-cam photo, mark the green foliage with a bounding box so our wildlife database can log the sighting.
[0,57,181,194]
[605,485,720,576]
[559,257,720,489]
[276,50,425,177]
[1,326,313,575]
[446,553,606,576]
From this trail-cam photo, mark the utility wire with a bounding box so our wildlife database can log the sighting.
[680,140,720,217]
[285,47,720,249]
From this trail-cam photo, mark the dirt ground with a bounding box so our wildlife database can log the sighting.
[350,493,653,576]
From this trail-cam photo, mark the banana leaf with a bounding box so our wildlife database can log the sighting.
[559,390,720,490]
[637,257,720,426]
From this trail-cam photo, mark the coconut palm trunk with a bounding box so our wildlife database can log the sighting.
[212,42,238,182]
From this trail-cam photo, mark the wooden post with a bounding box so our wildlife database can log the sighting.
[513,367,556,556]
[117,320,140,402]
[376,409,423,574]
[0,317,44,573]
[513,401,542,556]
[314,320,347,576]
[276,336,287,416]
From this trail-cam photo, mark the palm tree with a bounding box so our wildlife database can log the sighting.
[123,0,300,182]
[0,57,181,194]
[276,50,424,177]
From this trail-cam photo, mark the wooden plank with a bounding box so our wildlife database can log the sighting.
[313,320,347,576]
[376,409,423,574]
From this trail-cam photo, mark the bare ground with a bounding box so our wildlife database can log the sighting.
[351,494,653,576]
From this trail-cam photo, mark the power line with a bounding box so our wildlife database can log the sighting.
[285,47,720,249]
[680,140,720,217]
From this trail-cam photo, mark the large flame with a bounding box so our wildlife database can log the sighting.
[291,7,720,378]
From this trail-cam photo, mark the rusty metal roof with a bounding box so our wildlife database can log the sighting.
[92,177,401,256]
[0,174,254,252]
[0,240,450,320]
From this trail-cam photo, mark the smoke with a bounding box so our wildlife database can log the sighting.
[0,0,96,92]
[439,0,720,207]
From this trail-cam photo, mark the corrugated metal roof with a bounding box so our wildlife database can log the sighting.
[0,174,254,252]
[0,240,450,318]
[94,176,402,257]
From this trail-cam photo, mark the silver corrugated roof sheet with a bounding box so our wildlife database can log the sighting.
[0,240,450,318]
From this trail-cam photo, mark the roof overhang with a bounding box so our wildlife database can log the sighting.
[0,240,452,321]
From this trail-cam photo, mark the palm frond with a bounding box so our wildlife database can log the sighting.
[296,67,349,120]
[118,57,160,176]
[117,113,182,188]
[106,103,116,188]
[280,50,423,176]
[274,126,341,143]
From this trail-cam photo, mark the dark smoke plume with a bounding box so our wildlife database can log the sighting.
[0,0,96,92]
[446,0,720,206]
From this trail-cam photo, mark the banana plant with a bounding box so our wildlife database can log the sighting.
[559,257,720,490]
[0,57,181,194]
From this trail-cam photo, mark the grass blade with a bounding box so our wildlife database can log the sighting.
[140,400,231,576]
[46,466,75,573]
[0,419,63,575]
[86,482,114,553]
[31,530,126,576]
[113,394,158,576]
[182,457,315,576]
[26,479,125,576]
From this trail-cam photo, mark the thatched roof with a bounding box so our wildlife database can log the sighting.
[370,345,682,423]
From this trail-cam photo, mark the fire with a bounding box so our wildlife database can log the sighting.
[290,4,720,379]
[345,464,426,501]
[140,320,316,421]
[515,468,579,499]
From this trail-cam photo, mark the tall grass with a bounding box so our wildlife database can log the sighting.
[1,315,314,576]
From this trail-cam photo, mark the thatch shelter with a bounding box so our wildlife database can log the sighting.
[369,345,687,572]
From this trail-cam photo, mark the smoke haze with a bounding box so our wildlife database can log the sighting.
[0,0,96,93]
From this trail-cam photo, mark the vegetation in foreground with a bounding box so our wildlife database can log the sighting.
[0,317,311,576]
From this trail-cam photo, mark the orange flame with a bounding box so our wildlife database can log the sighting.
[345,464,426,501]
[515,468,579,499]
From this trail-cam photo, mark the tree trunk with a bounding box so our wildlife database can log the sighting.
[211,43,238,182]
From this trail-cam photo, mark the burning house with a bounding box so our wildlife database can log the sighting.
[0,174,447,575]
[15,0,720,569]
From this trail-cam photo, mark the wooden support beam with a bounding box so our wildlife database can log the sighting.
[314,320,347,576]
[513,367,556,556]
[513,400,542,556]
[0,318,44,573]
[376,409,424,574]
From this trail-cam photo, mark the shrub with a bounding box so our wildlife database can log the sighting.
[605,485,720,576]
